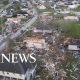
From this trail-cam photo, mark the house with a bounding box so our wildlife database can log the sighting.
[37,4,46,9]
[57,1,65,6]
[6,17,21,24]
[33,27,52,34]
[72,0,79,6]
[39,12,52,23]
[33,25,52,34]
[67,39,80,51]
[17,9,29,16]
[64,16,79,21]
[68,4,78,9]
[21,8,28,12]
[59,10,70,14]
[23,37,47,49]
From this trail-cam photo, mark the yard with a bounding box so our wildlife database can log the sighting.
[63,22,80,38]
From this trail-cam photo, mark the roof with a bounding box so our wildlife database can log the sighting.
[18,10,28,14]
[35,24,52,30]
[71,39,80,45]
[68,45,80,51]
[64,16,79,20]
[38,5,46,9]
[7,17,21,23]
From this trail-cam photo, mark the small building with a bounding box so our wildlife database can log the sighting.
[23,37,47,49]
[33,24,53,34]
[57,1,65,6]
[37,4,46,9]
[72,0,79,6]
[7,17,21,24]
[68,45,80,51]
[68,4,78,9]
[59,10,70,14]
[64,16,79,21]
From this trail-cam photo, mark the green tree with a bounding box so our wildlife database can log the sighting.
[13,1,21,17]
[2,0,8,5]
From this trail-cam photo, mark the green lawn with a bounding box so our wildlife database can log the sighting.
[73,7,80,12]
[0,17,7,24]
[62,21,80,38]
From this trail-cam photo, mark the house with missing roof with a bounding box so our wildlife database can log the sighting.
[23,37,48,50]
[33,25,53,34]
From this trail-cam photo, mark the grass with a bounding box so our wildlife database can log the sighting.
[62,21,80,38]
[73,7,80,12]
[50,19,80,38]
[60,52,78,80]
[0,17,7,24]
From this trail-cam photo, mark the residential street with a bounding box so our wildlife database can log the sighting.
[0,1,38,52]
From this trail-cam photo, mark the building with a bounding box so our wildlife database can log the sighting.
[7,18,20,24]
[23,37,47,49]
[33,24,53,34]
[6,17,21,24]
[64,16,79,21]
[68,4,78,9]
[37,4,46,9]
[67,39,80,51]
[68,45,80,51]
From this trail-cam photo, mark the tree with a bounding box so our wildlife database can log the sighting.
[2,0,8,5]
[13,1,21,17]
[0,17,7,35]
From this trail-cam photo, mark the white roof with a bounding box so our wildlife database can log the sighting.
[64,16,79,21]
[68,45,79,50]
[68,5,78,9]
[38,5,46,9]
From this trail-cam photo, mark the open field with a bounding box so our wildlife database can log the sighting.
[50,19,80,38]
